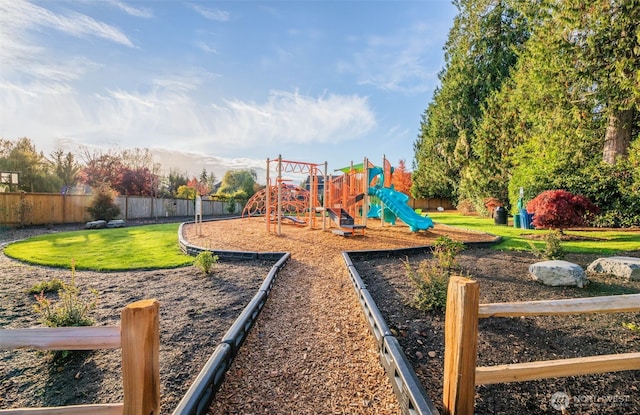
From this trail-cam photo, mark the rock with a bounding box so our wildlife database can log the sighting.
[587,256,640,281]
[85,220,107,229]
[106,219,126,228]
[529,260,588,288]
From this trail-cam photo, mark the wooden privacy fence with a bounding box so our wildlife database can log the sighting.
[0,192,242,226]
[443,276,640,415]
[0,299,160,415]
[409,197,454,211]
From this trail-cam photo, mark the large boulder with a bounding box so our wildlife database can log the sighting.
[85,220,107,229]
[107,219,126,228]
[529,260,588,288]
[587,256,640,281]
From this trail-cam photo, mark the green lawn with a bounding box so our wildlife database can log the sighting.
[430,212,640,254]
[3,223,194,271]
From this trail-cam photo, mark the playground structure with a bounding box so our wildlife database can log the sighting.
[326,156,434,234]
[242,155,327,235]
[242,155,434,236]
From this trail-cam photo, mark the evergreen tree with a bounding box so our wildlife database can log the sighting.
[412,0,529,201]
[50,149,80,189]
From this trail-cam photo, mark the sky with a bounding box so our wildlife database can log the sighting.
[0,0,457,184]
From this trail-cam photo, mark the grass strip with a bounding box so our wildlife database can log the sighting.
[430,212,640,254]
[3,223,193,271]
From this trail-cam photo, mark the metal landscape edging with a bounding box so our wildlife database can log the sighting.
[173,225,290,415]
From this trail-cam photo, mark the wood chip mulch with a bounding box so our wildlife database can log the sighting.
[182,217,494,414]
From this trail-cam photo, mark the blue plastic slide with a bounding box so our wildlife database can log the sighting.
[369,186,434,232]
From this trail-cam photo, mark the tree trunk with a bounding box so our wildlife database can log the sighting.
[603,107,634,164]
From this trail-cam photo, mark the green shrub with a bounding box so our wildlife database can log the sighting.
[87,183,120,221]
[194,250,219,274]
[432,236,465,270]
[28,278,65,295]
[530,230,565,260]
[33,260,98,327]
[404,258,449,312]
[553,160,640,228]
[404,236,465,312]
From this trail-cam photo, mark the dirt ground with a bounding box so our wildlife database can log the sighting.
[354,249,640,414]
[2,217,640,414]
[0,225,273,414]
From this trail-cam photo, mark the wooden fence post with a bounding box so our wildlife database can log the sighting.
[443,276,479,415]
[121,299,160,415]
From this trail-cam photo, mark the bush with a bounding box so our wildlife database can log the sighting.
[16,199,33,228]
[552,159,640,228]
[87,183,120,221]
[432,236,465,269]
[526,190,598,231]
[33,260,98,327]
[484,197,503,217]
[194,250,219,274]
[404,259,449,312]
[530,230,565,260]
[456,199,476,215]
[28,278,65,295]
[404,236,465,312]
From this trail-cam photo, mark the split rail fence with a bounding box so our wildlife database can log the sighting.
[443,276,640,415]
[0,299,160,415]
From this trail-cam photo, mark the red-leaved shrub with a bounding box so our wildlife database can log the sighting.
[526,190,599,230]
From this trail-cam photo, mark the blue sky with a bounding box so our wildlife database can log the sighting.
[0,0,457,183]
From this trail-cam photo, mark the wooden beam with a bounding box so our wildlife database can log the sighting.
[442,276,480,415]
[476,352,640,385]
[0,403,123,415]
[121,298,160,415]
[478,293,640,318]
[0,327,121,350]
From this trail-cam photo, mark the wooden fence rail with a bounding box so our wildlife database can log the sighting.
[0,299,160,415]
[442,276,640,415]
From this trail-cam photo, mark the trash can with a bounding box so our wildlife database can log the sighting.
[520,209,533,229]
[494,206,507,225]
[513,213,521,228]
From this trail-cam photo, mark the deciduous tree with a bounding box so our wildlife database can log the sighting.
[391,160,412,195]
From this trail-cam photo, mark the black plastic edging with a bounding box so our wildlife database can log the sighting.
[178,222,287,262]
[343,237,502,414]
[345,236,503,261]
[221,289,267,357]
[358,288,393,346]
[380,335,440,415]
[171,343,232,415]
[259,253,291,295]
[173,222,291,415]
[343,251,439,415]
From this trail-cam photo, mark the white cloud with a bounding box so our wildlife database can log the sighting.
[0,0,132,82]
[0,71,375,160]
[206,90,376,147]
[107,0,153,18]
[189,4,230,22]
[195,41,218,54]
[338,23,442,95]
[0,0,134,48]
